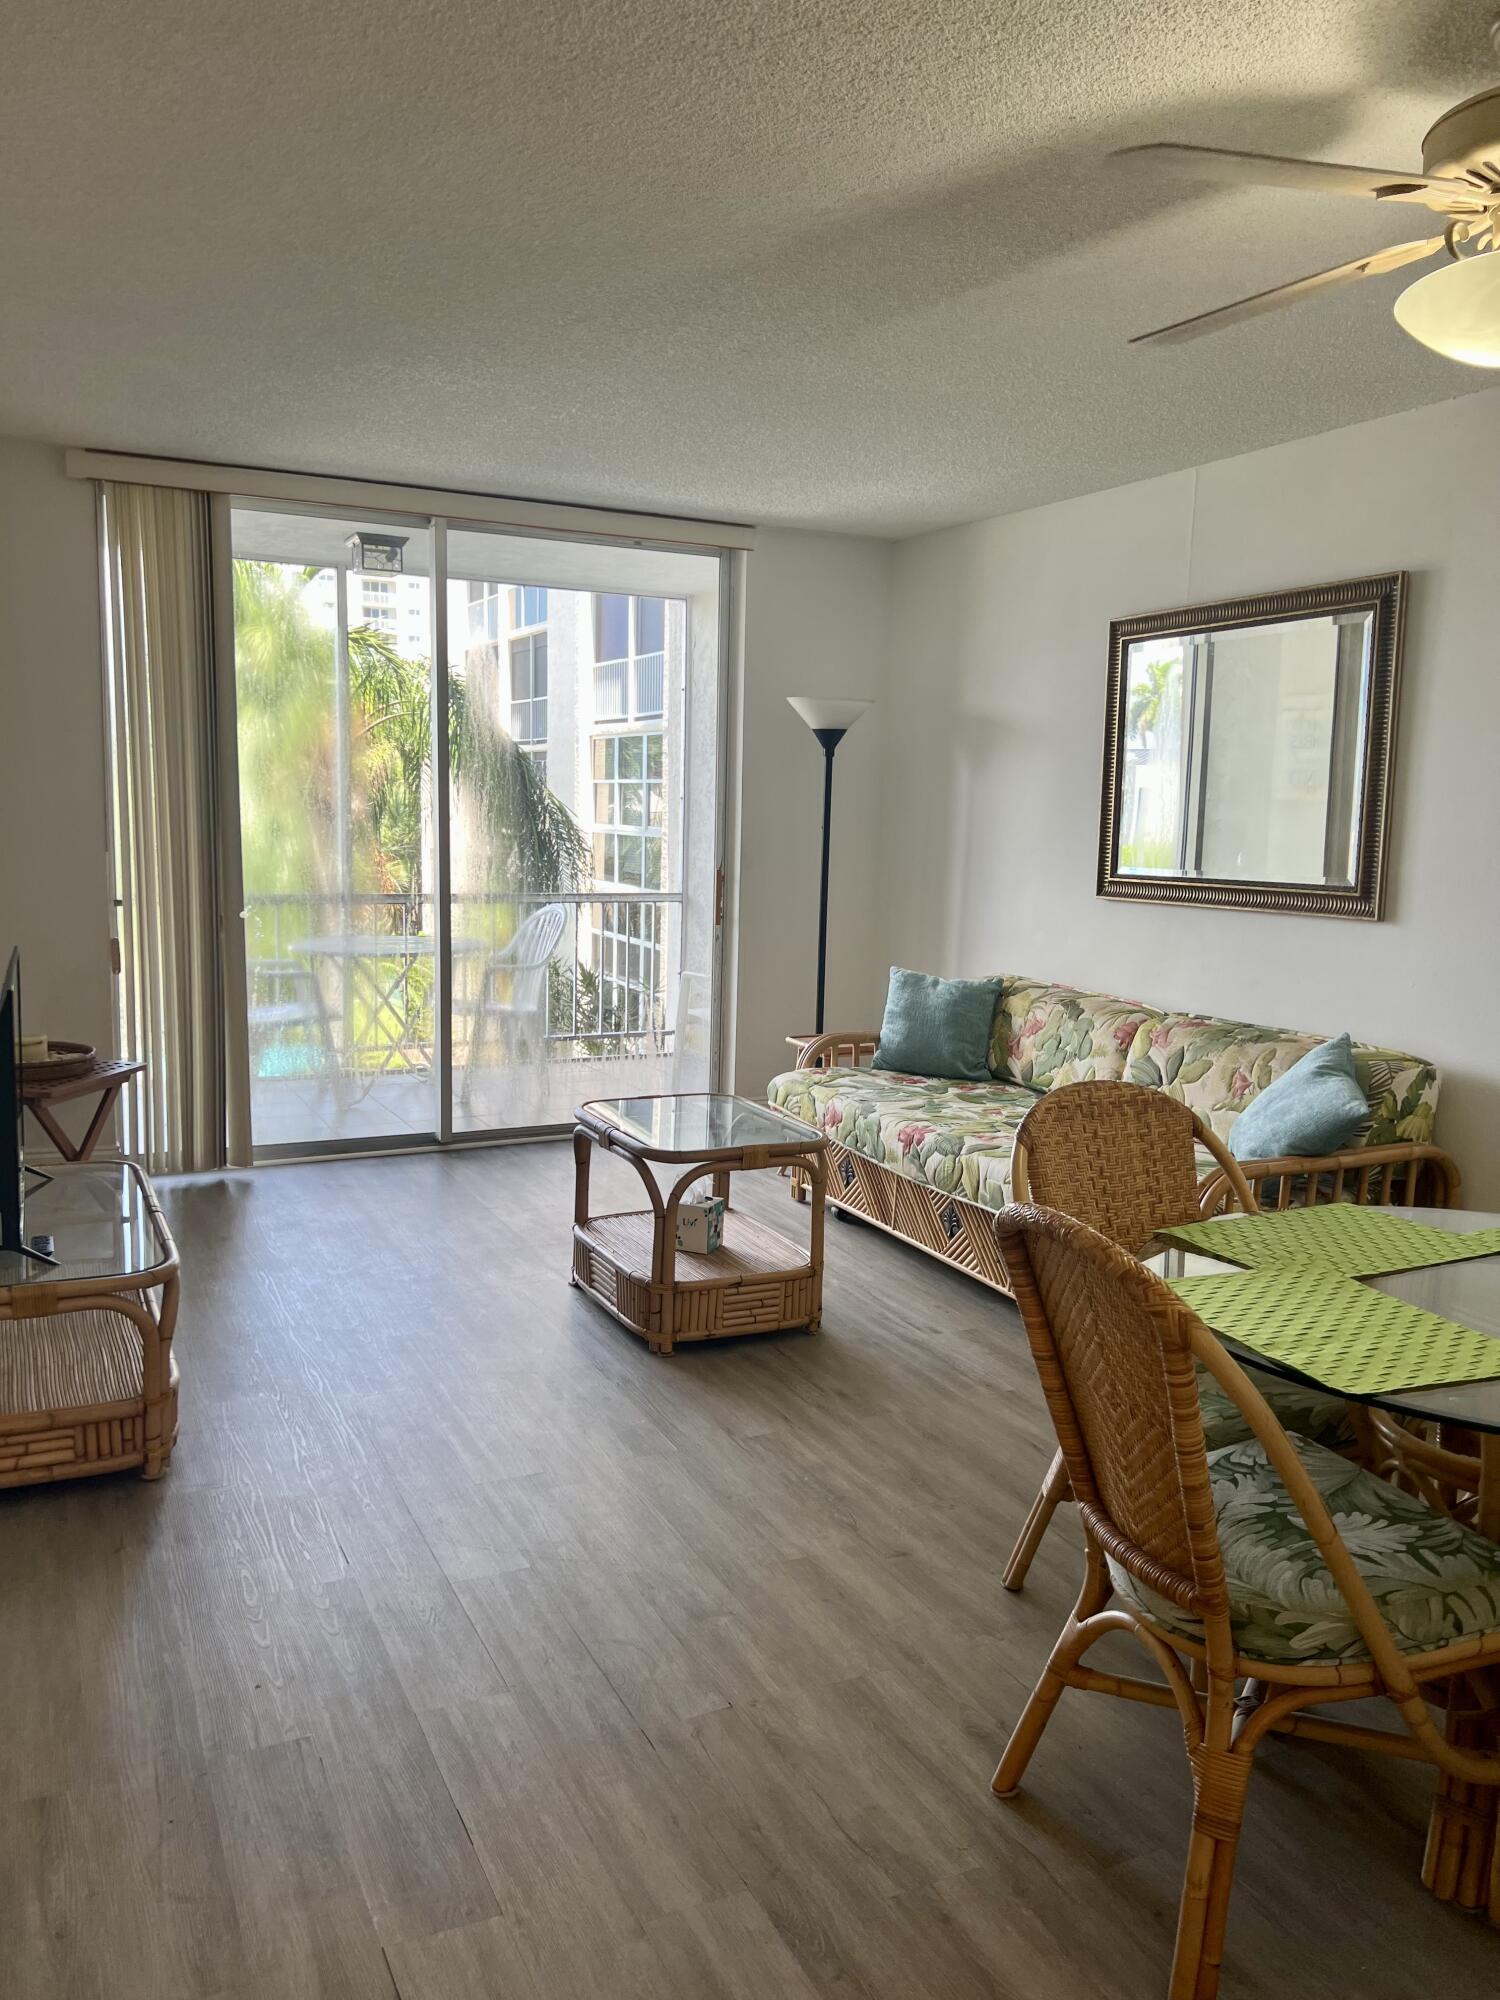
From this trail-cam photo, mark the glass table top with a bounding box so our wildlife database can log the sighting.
[1146,1204,1500,1437]
[0,1164,171,1290]
[579,1094,817,1156]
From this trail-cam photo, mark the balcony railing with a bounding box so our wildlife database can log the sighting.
[243,889,681,1084]
[593,650,665,723]
[634,649,665,718]
[594,657,628,721]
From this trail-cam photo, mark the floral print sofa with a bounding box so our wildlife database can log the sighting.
[767,976,1457,1291]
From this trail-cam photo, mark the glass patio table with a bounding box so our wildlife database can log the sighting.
[571,1094,827,1353]
[288,931,488,1100]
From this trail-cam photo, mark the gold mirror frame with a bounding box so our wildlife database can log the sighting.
[1097,571,1407,921]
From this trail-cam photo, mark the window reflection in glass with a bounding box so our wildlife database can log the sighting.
[1116,612,1371,887]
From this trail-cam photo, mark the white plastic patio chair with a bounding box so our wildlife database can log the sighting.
[460,902,567,1106]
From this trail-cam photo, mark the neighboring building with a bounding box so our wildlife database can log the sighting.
[302,568,433,662]
[297,559,688,1049]
[580,591,677,1037]
[456,581,687,1046]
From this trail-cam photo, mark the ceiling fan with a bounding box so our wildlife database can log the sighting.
[1116,53,1500,364]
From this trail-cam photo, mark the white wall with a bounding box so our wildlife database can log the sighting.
[0,439,114,1085]
[882,387,1500,1204]
[730,528,890,1096]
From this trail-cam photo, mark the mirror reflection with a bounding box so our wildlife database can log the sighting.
[1117,610,1373,888]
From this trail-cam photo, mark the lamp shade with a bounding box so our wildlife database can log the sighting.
[1393,252,1500,368]
[787,695,873,735]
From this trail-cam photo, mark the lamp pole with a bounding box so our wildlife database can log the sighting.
[787,697,873,1036]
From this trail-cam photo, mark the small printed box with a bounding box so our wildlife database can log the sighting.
[675,1193,725,1255]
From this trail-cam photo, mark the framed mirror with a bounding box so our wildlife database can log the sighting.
[1097,572,1406,920]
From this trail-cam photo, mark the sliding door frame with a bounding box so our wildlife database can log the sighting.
[208,493,253,1165]
[429,517,454,1146]
[221,501,732,1163]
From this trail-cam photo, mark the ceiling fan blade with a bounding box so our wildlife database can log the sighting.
[1130,236,1447,347]
[1115,142,1488,213]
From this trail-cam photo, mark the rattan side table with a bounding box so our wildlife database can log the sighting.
[21,1054,146,1161]
[0,1162,180,1485]
[572,1094,827,1354]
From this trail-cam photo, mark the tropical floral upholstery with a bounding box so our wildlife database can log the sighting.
[976,977,1440,1152]
[990,978,1159,1090]
[1110,1435,1500,1664]
[1349,1045,1441,1150]
[765,1066,1041,1210]
[1124,1016,1317,1142]
[1124,1011,1439,1150]
[1197,1372,1353,1454]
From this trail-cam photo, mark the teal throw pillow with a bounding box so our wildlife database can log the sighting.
[1228,1032,1370,1161]
[872,967,1000,1082]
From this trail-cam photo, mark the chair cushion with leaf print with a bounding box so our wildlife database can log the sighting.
[1108,1434,1500,1664]
[1197,1367,1355,1454]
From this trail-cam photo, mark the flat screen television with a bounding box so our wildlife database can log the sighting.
[0,950,55,1264]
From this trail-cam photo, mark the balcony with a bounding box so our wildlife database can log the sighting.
[244,888,701,1149]
[593,650,665,723]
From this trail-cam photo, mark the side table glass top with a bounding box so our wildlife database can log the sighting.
[579,1094,820,1156]
[0,1163,171,1290]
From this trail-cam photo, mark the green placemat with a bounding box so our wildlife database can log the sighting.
[1160,1206,1500,1277]
[1169,1267,1500,1395]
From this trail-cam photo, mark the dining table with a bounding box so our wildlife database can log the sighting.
[1149,1202,1500,1926]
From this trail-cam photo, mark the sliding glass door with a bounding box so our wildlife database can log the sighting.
[442,528,721,1133]
[230,505,724,1155]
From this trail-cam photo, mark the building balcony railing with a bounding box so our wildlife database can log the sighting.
[594,650,665,723]
[634,649,665,718]
[243,889,681,1088]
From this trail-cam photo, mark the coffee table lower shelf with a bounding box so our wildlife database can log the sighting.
[572,1208,819,1351]
[0,1306,181,1485]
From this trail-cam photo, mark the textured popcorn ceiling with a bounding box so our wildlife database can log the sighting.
[1,1,1495,535]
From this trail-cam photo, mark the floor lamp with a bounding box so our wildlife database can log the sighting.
[787,696,873,1034]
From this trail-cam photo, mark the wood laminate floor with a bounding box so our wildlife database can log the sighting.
[3,1143,1497,1999]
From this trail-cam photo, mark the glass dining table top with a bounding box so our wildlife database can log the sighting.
[1146,1204,1500,1437]
[0,1162,173,1291]
[578,1093,820,1157]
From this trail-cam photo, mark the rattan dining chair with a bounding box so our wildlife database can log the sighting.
[992,1204,1500,2000]
[1004,1083,1264,1590]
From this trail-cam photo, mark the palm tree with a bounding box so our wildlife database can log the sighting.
[233,560,588,910]
[1126,653,1182,747]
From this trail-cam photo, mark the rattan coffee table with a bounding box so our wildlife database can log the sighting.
[572,1094,827,1353]
[0,1162,180,1485]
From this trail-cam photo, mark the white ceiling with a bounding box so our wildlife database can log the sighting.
[2,1,1495,537]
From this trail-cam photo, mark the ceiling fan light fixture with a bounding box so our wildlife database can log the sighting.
[1393,249,1500,367]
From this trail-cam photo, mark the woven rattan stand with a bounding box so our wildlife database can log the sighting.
[572,1095,826,1354]
[0,1162,180,1485]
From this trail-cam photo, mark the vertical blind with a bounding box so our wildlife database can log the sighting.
[101,481,247,1171]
